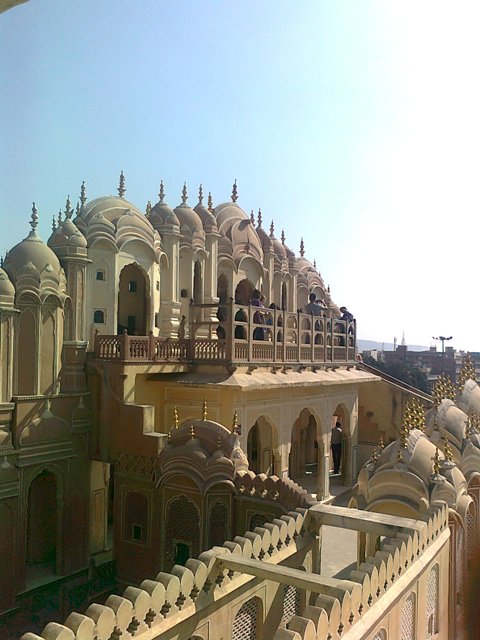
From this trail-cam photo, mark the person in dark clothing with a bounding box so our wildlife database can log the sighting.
[250,289,265,340]
[331,422,343,475]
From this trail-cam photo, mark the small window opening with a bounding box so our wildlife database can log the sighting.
[132,524,143,542]
[128,281,137,292]
[93,310,105,324]
[96,270,105,281]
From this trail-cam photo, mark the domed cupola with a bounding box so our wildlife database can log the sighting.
[4,203,63,297]
[148,180,180,233]
[48,196,88,258]
[0,265,15,308]
[75,173,158,252]
[173,183,205,249]
[193,185,218,234]
[230,217,263,265]
[215,180,250,233]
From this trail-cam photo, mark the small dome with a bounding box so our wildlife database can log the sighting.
[215,202,249,231]
[48,219,87,252]
[230,219,263,263]
[194,203,218,233]
[0,267,15,306]
[174,203,204,235]
[4,207,62,285]
[149,202,180,229]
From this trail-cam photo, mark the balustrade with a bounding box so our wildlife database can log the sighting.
[93,301,356,366]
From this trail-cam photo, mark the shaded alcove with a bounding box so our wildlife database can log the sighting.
[118,263,149,335]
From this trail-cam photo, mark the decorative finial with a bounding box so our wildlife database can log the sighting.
[146,201,152,216]
[190,424,196,439]
[30,202,38,232]
[173,407,179,429]
[57,209,63,226]
[75,202,80,216]
[202,399,207,420]
[378,433,385,450]
[80,180,87,207]
[217,435,222,449]
[327,284,330,293]
[299,238,305,257]
[118,170,126,198]
[0,256,3,268]
[167,429,172,442]
[158,180,165,203]
[64,195,72,219]
[257,208,262,227]
[313,259,317,270]
[269,220,275,238]
[52,215,57,232]
[433,447,441,475]
[181,182,188,205]
[232,411,238,434]
[231,179,238,203]
[198,184,203,205]
[206,192,213,212]
[281,229,286,245]
[250,210,255,225]
[368,447,379,466]
[442,436,454,463]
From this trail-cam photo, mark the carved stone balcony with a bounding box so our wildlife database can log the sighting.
[93,302,356,368]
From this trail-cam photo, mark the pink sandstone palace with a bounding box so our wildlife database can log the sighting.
[0,176,479,640]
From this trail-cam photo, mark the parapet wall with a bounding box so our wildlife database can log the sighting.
[20,502,449,640]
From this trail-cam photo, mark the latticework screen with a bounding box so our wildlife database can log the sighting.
[232,597,259,640]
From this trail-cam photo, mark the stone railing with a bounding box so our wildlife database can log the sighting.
[234,470,317,510]
[93,302,356,367]
[20,502,449,640]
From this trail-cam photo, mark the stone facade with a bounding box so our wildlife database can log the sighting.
[0,179,478,639]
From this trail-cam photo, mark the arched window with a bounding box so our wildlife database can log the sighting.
[400,593,416,640]
[93,309,105,324]
[249,513,268,531]
[26,471,58,578]
[165,495,200,570]
[426,565,439,638]
[232,597,260,640]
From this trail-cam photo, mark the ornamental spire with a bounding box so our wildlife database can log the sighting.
[181,182,188,205]
[232,410,239,434]
[118,170,126,198]
[207,192,214,212]
[80,180,87,208]
[231,179,238,203]
[250,210,255,225]
[64,195,72,219]
[158,180,165,203]
[146,201,152,217]
[52,215,57,232]
[57,209,63,226]
[299,238,305,257]
[173,406,179,429]
[30,202,38,233]
[198,184,203,205]
[433,447,441,475]
[257,208,262,227]
[75,202,80,216]
[269,220,275,238]
[202,399,207,420]
[281,229,285,245]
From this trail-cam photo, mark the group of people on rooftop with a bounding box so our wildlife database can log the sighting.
[216,290,354,342]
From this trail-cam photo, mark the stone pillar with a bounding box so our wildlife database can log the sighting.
[316,439,330,501]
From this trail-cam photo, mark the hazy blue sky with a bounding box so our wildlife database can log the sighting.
[1,1,480,350]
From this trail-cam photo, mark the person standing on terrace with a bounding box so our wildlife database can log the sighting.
[251,289,266,340]
[304,293,322,316]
